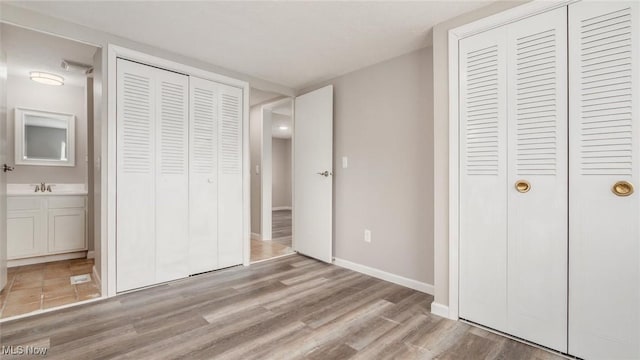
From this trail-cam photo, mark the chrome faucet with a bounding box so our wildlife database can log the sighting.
[40,182,46,192]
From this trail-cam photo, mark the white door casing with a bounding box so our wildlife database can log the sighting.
[506,7,568,352]
[293,85,333,263]
[0,41,7,290]
[568,2,640,359]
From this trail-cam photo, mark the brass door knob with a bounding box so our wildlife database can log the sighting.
[515,180,531,193]
[612,181,634,197]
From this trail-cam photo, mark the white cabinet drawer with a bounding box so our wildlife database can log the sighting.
[7,197,42,211]
[48,196,86,209]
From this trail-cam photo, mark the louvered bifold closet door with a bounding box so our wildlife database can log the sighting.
[154,70,189,284]
[189,77,219,274]
[116,59,158,292]
[569,2,640,359]
[505,7,567,352]
[217,84,244,268]
[459,26,509,332]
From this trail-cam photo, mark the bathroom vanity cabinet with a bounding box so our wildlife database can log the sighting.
[7,194,87,265]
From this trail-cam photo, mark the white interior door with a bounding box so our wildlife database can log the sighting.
[189,76,219,274]
[569,2,640,359]
[154,68,189,283]
[459,25,509,332]
[506,7,568,352]
[116,59,157,292]
[217,83,244,268]
[293,85,333,263]
[0,46,8,291]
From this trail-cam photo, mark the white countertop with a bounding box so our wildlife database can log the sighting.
[7,183,88,196]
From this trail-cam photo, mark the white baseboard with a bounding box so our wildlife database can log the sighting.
[251,232,261,240]
[332,257,434,295]
[87,250,95,259]
[92,265,102,290]
[430,302,451,319]
[272,206,292,211]
[8,251,87,267]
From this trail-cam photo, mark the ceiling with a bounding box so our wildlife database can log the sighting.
[8,1,491,90]
[1,23,98,87]
[250,88,284,107]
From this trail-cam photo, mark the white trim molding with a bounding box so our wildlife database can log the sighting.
[87,250,95,259]
[272,206,292,211]
[430,302,452,319]
[333,257,434,295]
[251,232,262,240]
[8,251,87,267]
[446,0,575,321]
[92,265,102,290]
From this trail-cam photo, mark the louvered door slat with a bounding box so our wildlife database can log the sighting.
[459,25,508,333]
[116,59,157,292]
[569,2,639,359]
[189,77,219,274]
[155,71,189,284]
[506,7,568,352]
[218,84,244,268]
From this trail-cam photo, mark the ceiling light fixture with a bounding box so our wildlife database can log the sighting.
[279,126,289,130]
[30,71,64,86]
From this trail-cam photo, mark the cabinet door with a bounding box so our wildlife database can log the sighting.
[116,58,157,292]
[459,25,509,332]
[505,7,567,352]
[217,84,244,268]
[569,2,640,359]
[48,208,86,253]
[189,76,219,274]
[7,210,43,259]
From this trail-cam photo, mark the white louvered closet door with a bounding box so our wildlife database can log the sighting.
[505,7,567,352]
[116,59,158,292]
[459,25,509,332]
[569,2,640,359]
[217,84,244,268]
[189,77,219,274]
[155,69,189,284]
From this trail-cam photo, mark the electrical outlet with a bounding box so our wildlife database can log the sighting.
[364,229,371,243]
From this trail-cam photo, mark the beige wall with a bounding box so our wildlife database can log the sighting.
[302,47,434,284]
[6,75,88,185]
[431,1,528,307]
[272,138,291,208]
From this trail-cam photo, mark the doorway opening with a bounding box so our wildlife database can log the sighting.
[249,90,295,263]
[0,23,102,320]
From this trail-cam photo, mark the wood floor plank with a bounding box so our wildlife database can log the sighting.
[0,254,566,360]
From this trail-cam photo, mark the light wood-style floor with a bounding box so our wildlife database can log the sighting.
[250,210,294,263]
[0,254,563,359]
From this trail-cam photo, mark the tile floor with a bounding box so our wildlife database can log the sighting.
[0,258,101,319]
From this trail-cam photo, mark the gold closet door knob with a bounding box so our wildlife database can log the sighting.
[515,180,531,193]
[612,181,634,197]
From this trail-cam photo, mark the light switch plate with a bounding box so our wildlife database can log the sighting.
[342,156,348,169]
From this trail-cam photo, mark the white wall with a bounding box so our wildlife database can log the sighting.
[250,105,262,234]
[302,47,434,285]
[6,74,88,185]
[272,138,291,208]
[431,1,528,308]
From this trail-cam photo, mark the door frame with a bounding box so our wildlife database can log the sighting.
[257,97,294,243]
[443,0,575,320]
[106,45,250,296]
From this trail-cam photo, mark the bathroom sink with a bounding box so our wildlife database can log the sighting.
[7,183,88,196]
